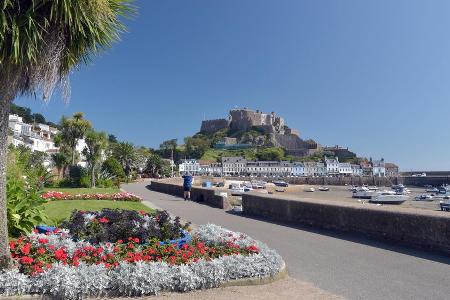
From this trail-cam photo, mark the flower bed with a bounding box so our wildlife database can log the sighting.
[41,191,142,202]
[60,209,190,244]
[0,224,284,299]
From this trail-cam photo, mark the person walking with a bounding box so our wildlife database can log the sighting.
[182,172,194,201]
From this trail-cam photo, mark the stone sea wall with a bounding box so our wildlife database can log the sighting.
[242,193,450,255]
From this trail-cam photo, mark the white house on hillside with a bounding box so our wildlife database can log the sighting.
[325,157,339,176]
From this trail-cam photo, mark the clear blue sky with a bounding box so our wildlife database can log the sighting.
[15,0,450,171]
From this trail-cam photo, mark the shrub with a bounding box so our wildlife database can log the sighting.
[60,209,190,244]
[6,176,49,237]
[96,178,114,188]
[79,175,91,188]
[68,165,87,187]
[102,158,125,181]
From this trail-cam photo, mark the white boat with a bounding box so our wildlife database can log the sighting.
[304,187,315,192]
[352,187,375,199]
[426,187,439,193]
[368,186,379,191]
[370,192,408,204]
[318,186,329,191]
[414,194,433,201]
[392,184,405,190]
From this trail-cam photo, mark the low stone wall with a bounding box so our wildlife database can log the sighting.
[150,180,231,210]
[226,176,401,186]
[242,193,450,255]
[403,176,450,187]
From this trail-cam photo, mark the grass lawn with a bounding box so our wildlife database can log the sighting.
[43,187,120,194]
[43,200,154,225]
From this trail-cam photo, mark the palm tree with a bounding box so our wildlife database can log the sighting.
[112,142,136,181]
[56,113,92,165]
[82,130,108,188]
[51,152,70,179]
[0,0,135,269]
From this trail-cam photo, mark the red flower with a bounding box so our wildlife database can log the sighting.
[37,248,46,255]
[54,248,67,261]
[38,238,49,244]
[139,210,146,215]
[247,245,259,253]
[20,256,34,265]
[133,238,140,243]
[117,239,123,244]
[21,243,31,255]
[99,217,109,224]
[9,241,15,250]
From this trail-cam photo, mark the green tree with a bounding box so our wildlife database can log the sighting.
[102,157,126,181]
[112,142,136,180]
[55,113,92,166]
[184,137,210,159]
[256,147,285,161]
[159,139,178,159]
[51,152,70,179]
[0,0,135,269]
[82,130,108,187]
[145,153,171,178]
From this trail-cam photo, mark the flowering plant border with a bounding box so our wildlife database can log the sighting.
[0,224,284,299]
[41,191,143,202]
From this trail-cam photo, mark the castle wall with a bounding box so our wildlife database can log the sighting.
[200,119,230,134]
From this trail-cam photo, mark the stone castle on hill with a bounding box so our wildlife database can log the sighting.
[200,108,319,157]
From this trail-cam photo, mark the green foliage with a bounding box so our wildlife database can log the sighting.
[102,157,126,181]
[184,137,211,159]
[145,153,171,178]
[0,0,135,95]
[6,174,49,237]
[79,175,91,188]
[56,113,92,165]
[255,147,285,161]
[112,142,136,176]
[68,165,88,187]
[9,104,57,127]
[82,130,108,187]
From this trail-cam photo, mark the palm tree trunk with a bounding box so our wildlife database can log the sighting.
[0,97,13,269]
[91,165,96,188]
[71,145,76,165]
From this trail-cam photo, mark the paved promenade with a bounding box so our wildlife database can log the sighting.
[123,181,450,300]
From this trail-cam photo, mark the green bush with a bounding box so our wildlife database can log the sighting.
[97,178,114,188]
[102,157,125,181]
[7,176,49,237]
[69,165,88,187]
[79,175,91,188]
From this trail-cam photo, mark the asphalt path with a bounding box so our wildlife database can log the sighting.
[123,181,450,300]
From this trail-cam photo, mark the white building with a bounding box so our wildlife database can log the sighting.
[246,161,292,177]
[291,162,305,176]
[222,157,247,176]
[303,162,316,177]
[372,159,386,177]
[325,157,340,176]
[316,162,327,176]
[351,164,363,176]
[8,114,59,153]
[338,162,352,176]
[178,159,200,175]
